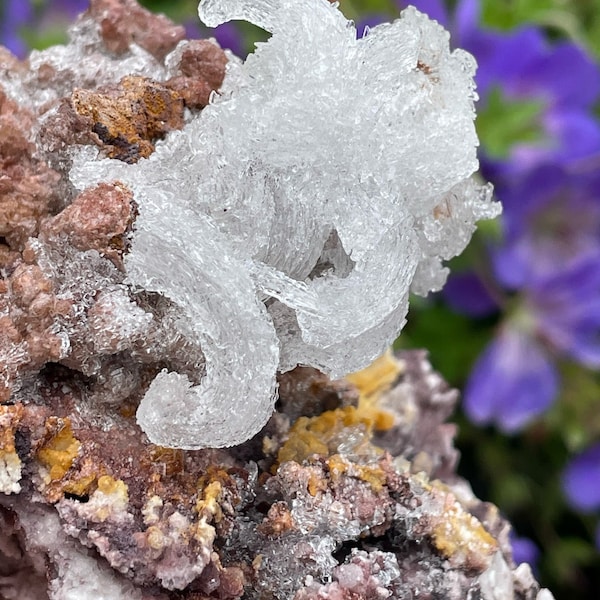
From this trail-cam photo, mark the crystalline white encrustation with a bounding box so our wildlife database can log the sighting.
[70,0,499,448]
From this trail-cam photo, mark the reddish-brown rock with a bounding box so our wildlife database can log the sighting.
[88,0,186,61]
[0,89,61,251]
[166,40,228,108]
[41,181,136,265]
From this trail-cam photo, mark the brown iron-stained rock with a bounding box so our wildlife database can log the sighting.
[0,88,61,252]
[72,76,185,163]
[177,40,227,89]
[0,1,224,409]
[277,366,359,421]
[0,379,246,590]
[88,0,186,61]
[0,259,73,402]
[41,181,136,266]
[37,97,99,160]
[165,40,228,109]
[0,46,22,73]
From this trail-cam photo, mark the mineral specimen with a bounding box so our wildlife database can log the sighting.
[0,0,550,598]
[67,0,498,449]
[0,344,554,599]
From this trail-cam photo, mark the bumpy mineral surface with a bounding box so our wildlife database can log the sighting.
[0,343,554,600]
[0,0,549,598]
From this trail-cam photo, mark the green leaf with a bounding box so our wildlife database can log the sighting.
[547,361,600,449]
[481,0,599,57]
[481,0,558,30]
[22,26,69,52]
[544,536,597,580]
[477,87,546,159]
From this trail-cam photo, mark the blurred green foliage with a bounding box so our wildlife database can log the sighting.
[480,0,600,56]
[477,87,546,159]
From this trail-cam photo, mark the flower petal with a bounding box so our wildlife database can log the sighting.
[521,42,600,110]
[454,0,479,45]
[463,327,558,432]
[562,443,600,512]
[1,0,34,58]
[545,109,600,164]
[442,271,500,317]
[492,166,600,286]
[533,257,600,367]
[476,27,547,98]
[510,532,540,570]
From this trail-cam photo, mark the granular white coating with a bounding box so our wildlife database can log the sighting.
[69,0,500,449]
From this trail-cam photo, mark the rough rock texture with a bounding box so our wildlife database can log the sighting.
[0,350,552,599]
[165,39,228,108]
[0,1,550,598]
[71,76,185,163]
[89,0,186,61]
[0,90,61,254]
[0,0,226,407]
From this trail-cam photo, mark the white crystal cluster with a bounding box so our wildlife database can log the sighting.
[71,0,499,449]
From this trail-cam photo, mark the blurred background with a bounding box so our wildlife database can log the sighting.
[1,0,599,598]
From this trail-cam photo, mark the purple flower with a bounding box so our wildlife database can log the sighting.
[510,532,540,571]
[463,325,558,431]
[493,165,600,288]
[399,0,600,177]
[0,0,90,58]
[531,258,600,368]
[0,0,34,57]
[461,254,600,431]
[478,29,600,180]
[562,442,600,512]
[442,271,499,318]
[210,22,245,57]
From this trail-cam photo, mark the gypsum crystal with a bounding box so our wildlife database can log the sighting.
[70,0,500,449]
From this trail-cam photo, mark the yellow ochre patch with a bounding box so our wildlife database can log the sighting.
[37,418,81,481]
[345,348,402,430]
